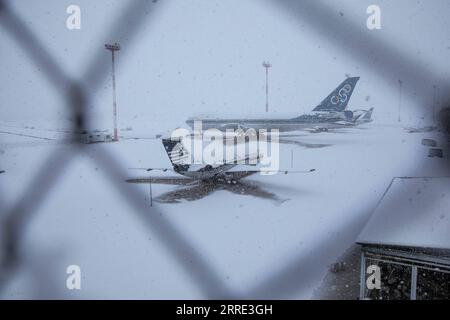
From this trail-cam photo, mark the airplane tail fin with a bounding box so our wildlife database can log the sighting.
[361,107,374,121]
[312,77,360,112]
[162,138,190,167]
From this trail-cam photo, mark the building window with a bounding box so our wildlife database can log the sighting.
[417,269,450,300]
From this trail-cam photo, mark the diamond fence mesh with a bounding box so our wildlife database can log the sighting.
[0,0,448,299]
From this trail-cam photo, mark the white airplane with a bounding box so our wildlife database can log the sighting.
[126,138,314,203]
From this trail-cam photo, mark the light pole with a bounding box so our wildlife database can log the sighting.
[149,183,153,207]
[105,42,120,141]
[398,79,403,122]
[433,85,437,124]
[262,61,272,113]
[433,85,440,125]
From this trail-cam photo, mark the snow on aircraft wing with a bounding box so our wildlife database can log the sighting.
[128,167,173,172]
[126,176,196,185]
[228,168,316,175]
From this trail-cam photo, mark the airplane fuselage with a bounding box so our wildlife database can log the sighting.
[186,111,353,132]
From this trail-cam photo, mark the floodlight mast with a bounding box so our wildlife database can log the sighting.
[398,79,403,123]
[262,61,272,113]
[105,43,121,141]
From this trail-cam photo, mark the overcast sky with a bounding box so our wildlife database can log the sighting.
[1,0,449,129]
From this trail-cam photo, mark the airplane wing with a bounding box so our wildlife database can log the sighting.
[154,182,217,203]
[278,138,331,149]
[233,152,262,165]
[128,167,173,172]
[126,176,196,185]
[226,168,315,177]
[224,180,283,202]
[301,126,331,133]
[259,168,316,174]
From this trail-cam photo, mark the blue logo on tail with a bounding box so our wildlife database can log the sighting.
[313,77,360,112]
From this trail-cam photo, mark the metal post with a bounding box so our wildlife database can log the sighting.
[111,50,118,141]
[291,149,293,168]
[262,61,271,113]
[411,266,417,300]
[105,43,121,141]
[149,183,153,207]
[436,86,440,122]
[265,67,269,112]
[433,85,437,124]
[359,250,366,300]
[398,80,402,122]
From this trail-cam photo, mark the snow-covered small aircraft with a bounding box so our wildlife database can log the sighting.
[126,138,314,203]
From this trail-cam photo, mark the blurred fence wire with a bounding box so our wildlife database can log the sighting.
[0,0,236,299]
[0,0,449,299]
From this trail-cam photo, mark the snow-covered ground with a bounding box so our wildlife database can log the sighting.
[1,120,449,299]
[1,0,449,300]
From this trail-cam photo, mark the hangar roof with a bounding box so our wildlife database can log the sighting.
[357,177,450,250]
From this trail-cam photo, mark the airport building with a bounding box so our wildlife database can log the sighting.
[357,177,450,300]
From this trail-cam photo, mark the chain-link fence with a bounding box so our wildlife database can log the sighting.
[0,0,449,299]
